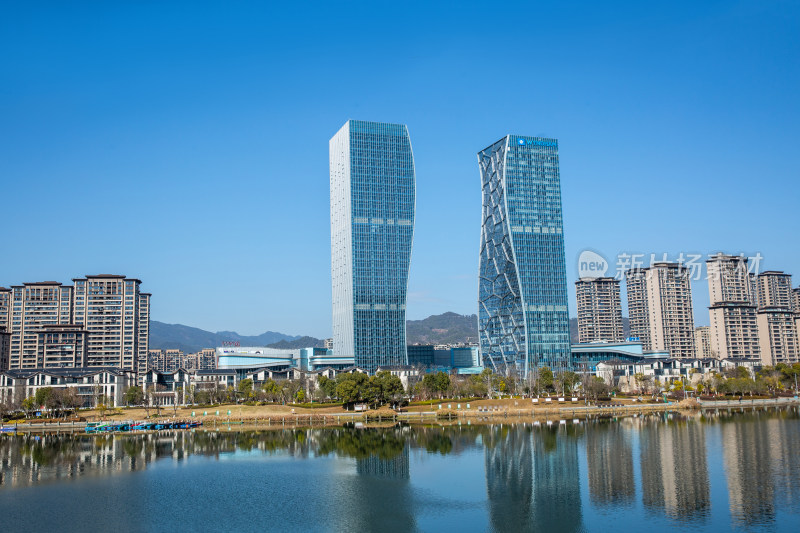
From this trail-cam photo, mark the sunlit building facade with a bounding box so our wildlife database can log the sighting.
[330,120,415,372]
[477,135,571,375]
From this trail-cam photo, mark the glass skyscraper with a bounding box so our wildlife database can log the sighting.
[330,120,415,373]
[477,135,571,375]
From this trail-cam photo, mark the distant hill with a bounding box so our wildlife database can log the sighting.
[152,314,631,353]
[149,321,305,353]
[406,312,479,345]
[266,336,325,349]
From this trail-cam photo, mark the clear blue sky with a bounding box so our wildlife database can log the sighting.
[2,1,798,338]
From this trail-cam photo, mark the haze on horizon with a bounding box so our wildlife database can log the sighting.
[2,1,798,338]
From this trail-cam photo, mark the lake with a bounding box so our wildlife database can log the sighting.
[1,407,799,532]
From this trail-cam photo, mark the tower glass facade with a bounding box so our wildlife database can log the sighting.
[478,135,571,375]
[330,120,415,372]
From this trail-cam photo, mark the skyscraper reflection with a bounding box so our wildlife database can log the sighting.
[484,424,583,532]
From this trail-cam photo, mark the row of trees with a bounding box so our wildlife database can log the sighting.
[2,387,95,419]
[410,368,592,401]
[316,371,405,408]
[625,363,800,399]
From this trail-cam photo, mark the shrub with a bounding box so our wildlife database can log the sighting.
[364,407,397,420]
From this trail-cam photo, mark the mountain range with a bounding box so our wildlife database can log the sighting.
[150,313,632,353]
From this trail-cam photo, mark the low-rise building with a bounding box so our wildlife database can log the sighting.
[0,367,136,407]
[596,357,760,393]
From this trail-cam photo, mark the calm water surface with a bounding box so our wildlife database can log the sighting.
[1,408,799,532]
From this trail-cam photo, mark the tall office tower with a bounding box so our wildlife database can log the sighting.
[329,120,415,373]
[694,326,713,359]
[477,135,571,375]
[72,275,151,371]
[706,253,760,359]
[625,268,651,348]
[575,277,624,343]
[754,271,797,365]
[755,271,792,310]
[625,263,695,358]
[8,282,74,369]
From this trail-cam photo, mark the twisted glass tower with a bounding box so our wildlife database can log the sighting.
[330,120,415,373]
[478,135,571,375]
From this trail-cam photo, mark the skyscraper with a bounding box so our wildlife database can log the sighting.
[477,135,571,375]
[329,120,415,373]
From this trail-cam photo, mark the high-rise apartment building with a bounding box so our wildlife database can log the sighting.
[707,253,752,304]
[72,275,149,371]
[709,304,760,359]
[329,120,415,373]
[3,275,150,372]
[706,253,760,359]
[0,327,9,371]
[0,288,10,370]
[792,287,800,312]
[575,277,624,343]
[477,135,571,374]
[37,325,89,367]
[625,263,695,358]
[646,263,696,358]
[138,292,151,374]
[754,271,797,365]
[757,310,798,366]
[625,269,651,348]
[7,282,74,369]
[754,271,793,310]
[694,326,713,359]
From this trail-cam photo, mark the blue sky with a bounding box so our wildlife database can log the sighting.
[2,1,798,338]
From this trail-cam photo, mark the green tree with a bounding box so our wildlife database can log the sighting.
[34,387,54,410]
[237,378,254,401]
[262,380,281,402]
[124,386,145,407]
[336,378,361,405]
[317,375,337,400]
[21,397,37,418]
[539,367,554,392]
[584,376,610,401]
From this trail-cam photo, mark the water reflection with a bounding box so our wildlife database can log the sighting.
[719,409,800,529]
[1,407,799,533]
[639,413,711,521]
[585,420,635,506]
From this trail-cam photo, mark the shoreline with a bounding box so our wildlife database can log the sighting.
[4,398,797,434]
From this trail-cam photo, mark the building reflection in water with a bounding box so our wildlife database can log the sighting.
[639,414,710,522]
[719,409,800,528]
[484,423,583,533]
[585,419,635,506]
